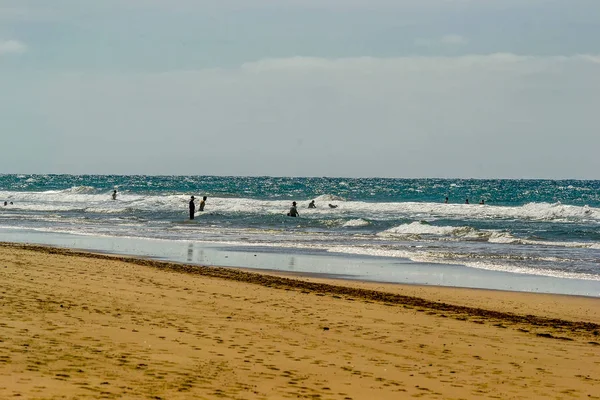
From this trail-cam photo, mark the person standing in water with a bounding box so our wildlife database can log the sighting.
[112,190,117,200]
[287,201,299,217]
[199,196,207,211]
[189,196,196,220]
[308,200,316,209]
[444,197,449,204]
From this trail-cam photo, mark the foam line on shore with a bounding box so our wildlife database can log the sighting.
[2,241,599,339]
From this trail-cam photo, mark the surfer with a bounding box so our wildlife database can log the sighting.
[199,196,207,211]
[328,204,338,209]
[308,200,316,209]
[189,196,196,220]
[112,190,117,200]
[287,201,299,217]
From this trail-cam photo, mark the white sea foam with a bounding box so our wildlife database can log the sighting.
[313,194,346,202]
[377,222,600,249]
[517,238,600,250]
[327,245,600,281]
[61,186,98,194]
[457,260,600,281]
[380,221,476,237]
[186,198,595,223]
[327,246,415,259]
[487,232,521,244]
[343,219,371,228]
[1,189,600,225]
[378,222,512,242]
[203,198,600,223]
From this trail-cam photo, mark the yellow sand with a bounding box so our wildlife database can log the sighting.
[0,244,599,399]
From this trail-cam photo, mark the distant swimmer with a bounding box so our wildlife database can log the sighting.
[112,190,117,200]
[287,201,299,217]
[3,201,6,206]
[479,199,485,205]
[199,196,207,211]
[444,197,449,204]
[465,199,469,204]
[328,204,338,209]
[189,196,196,220]
[308,200,316,209]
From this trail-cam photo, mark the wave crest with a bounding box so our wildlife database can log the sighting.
[379,221,519,243]
[313,194,346,202]
[343,219,370,228]
[60,186,98,194]
[380,221,477,237]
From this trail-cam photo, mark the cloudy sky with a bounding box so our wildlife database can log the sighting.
[1,0,599,178]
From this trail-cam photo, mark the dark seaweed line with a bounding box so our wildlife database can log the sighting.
[3,242,599,335]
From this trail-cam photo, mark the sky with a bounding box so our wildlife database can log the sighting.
[1,0,599,178]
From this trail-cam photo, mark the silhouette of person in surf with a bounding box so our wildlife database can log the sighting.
[199,196,207,211]
[112,190,117,200]
[444,197,449,204]
[287,201,299,217]
[328,204,338,209]
[308,200,316,209]
[465,199,470,204]
[189,196,196,220]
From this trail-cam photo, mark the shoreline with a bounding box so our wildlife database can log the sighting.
[2,229,600,298]
[1,243,600,399]
[2,241,599,335]
[243,265,600,301]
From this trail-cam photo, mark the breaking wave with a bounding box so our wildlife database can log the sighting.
[343,219,371,228]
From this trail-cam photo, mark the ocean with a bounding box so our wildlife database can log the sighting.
[1,174,599,290]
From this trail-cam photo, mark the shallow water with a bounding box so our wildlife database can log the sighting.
[3,229,599,297]
[1,175,599,283]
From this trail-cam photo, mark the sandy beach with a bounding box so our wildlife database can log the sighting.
[0,243,599,399]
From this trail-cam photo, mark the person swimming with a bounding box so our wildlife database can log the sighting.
[287,201,299,217]
[199,196,207,211]
[308,200,316,209]
[112,190,117,200]
[444,197,449,204]
[328,204,338,209]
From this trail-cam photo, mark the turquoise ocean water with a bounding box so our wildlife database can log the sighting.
[1,175,599,284]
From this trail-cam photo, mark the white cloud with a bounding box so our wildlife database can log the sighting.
[0,40,27,55]
[13,53,600,177]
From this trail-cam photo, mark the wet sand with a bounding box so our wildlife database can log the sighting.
[0,243,599,399]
